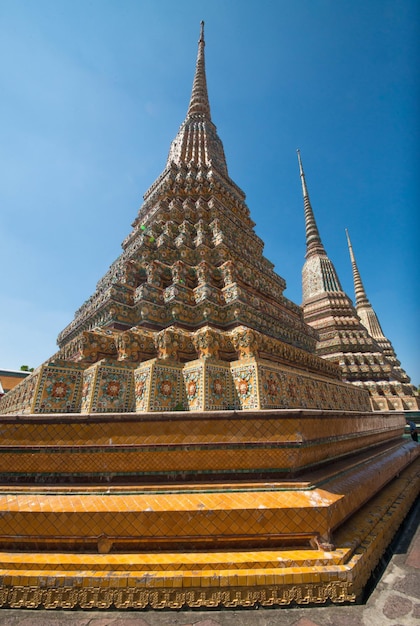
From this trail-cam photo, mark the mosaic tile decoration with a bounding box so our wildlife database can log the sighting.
[0,410,406,481]
[91,361,134,413]
[183,361,204,411]
[0,345,371,415]
[230,361,259,410]
[227,358,371,412]
[0,370,40,415]
[0,487,342,544]
[32,363,85,414]
[134,366,151,412]
[147,359,184,412]
[0,434,407,482]
[0,409,402,447]
[80,365,97,413]
[0,440,416,553]
[204,360,233,410]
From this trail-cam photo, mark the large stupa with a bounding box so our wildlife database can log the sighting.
[0,23,418,611]
[1,23,364,418]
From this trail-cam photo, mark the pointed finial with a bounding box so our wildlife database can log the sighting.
[297,148,310,199]
[296,148,302,170]
[165,22,229,175]
[297,150,325,258]
[345,229,369,306]
[187,22,211,118]
[345,228,387,337]
[345,228,356,263]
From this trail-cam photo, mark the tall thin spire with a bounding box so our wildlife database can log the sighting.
[345,228,385,339]
[166,22,228,176]
[187,21,211,119]
[297,150,325,258]
[299,150,343,300]
[344,229,412,384]
[345,229,369,307]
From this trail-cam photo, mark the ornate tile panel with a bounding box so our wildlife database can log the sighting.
[256,361,370,412]
[81,361,134,413]
[80,366,96,413]
[148,360,184,411]
[204,360,233,410]
[33,363,85,414]
[183,361,204,411]
[133,365,151,412]
[230,361,259,410]
[0,371,40,415]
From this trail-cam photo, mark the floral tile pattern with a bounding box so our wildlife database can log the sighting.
[33,364,85,414]
[148,360,184,412]
[183,363,204,411]
[204,360,233,410]
[134,367,151,412]
[81,360,134,413]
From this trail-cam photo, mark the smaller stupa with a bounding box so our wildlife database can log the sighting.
[345,229,420,408]
[298,149,420,410]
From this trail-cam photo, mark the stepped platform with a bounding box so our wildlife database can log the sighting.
[0,409,418,609]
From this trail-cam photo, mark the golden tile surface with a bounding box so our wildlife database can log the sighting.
[0,458,417,609]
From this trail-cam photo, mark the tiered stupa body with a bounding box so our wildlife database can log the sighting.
[0,24,418,612]
[56,22,315,359]
[298,150,419,410]
[345,229,420,409]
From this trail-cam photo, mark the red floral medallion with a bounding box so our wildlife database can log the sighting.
[106,381,121,397]
[51,382,67,398]
[238,379,249,395]
[213,378,223,395]
[160,380,172,396]
[187,381,197,397]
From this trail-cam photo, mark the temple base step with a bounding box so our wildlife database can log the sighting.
[0,459,418,609]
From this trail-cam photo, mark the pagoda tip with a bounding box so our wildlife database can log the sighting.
[200,21,205,41]
[296,148,303,171]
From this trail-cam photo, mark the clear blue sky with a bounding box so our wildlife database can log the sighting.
[1,0,419,384]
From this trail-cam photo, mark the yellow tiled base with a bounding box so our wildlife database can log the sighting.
[0,458,418,609]
[0,440,416,553]
[0,409,406,479]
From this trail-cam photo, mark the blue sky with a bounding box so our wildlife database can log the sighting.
[1,0,419,384]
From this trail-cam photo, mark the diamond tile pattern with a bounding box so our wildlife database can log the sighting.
[0,459,417,610]
[0,439,416,554]
[0,487,339,544]
[0,410,405,479]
